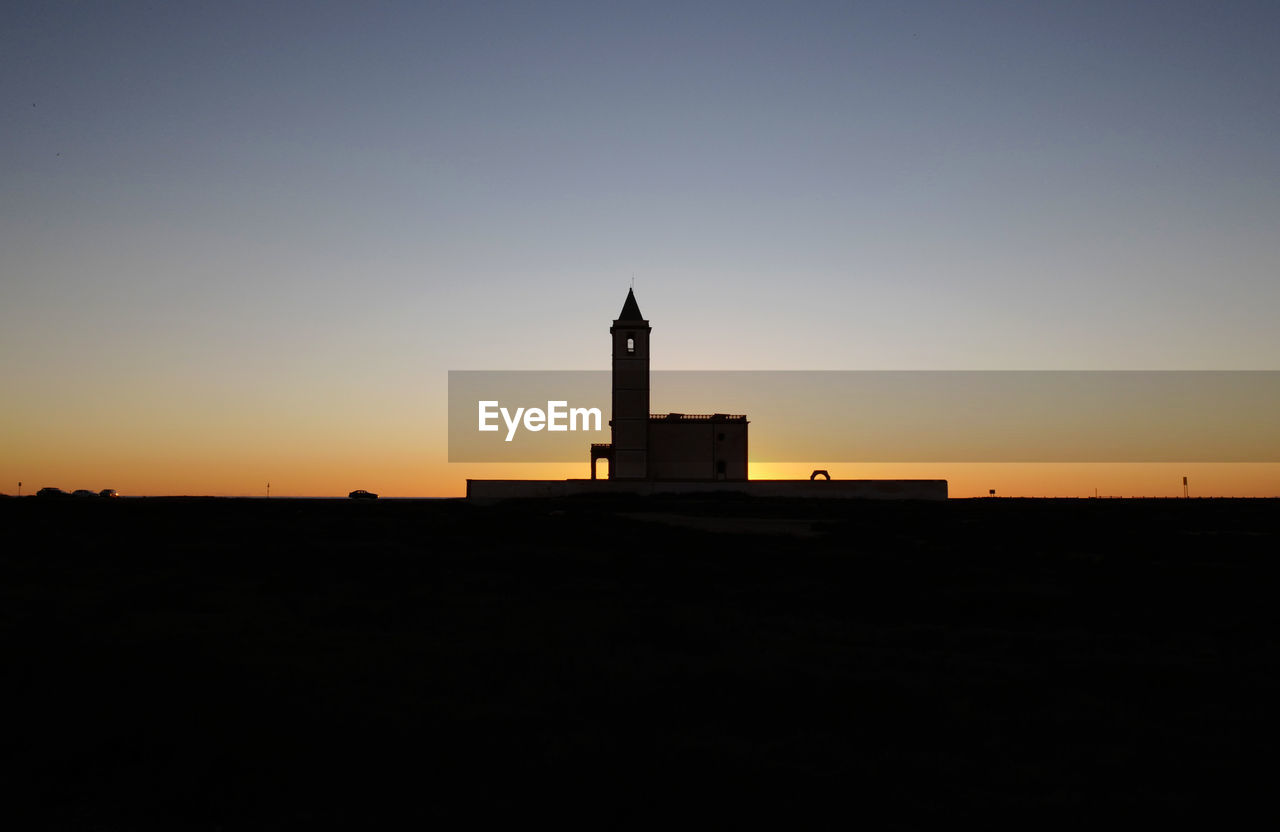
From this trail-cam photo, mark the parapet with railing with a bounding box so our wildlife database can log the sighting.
[649,413,747,422]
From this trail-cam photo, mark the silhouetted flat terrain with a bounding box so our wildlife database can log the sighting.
[4,496,1277,826]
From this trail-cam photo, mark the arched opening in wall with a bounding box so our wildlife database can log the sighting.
[626,336,635,354]
[590,444,613,480]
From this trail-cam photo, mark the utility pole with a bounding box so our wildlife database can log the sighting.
[1183,476,1189,499]
[17,481,21,497]
[267,482,270,498]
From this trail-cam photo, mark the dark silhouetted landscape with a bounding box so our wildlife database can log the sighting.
[5,495,1278,826]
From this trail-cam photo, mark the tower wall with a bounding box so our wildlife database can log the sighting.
[610,314,650,479]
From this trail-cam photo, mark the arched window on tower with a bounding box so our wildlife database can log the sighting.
[626,335,635,354]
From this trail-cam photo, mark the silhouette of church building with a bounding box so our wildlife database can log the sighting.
[466,290,947,501]
[589,289,748,481]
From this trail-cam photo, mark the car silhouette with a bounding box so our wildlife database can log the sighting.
[348,489,378,500]
[71,489,97,498]
[99,489,119,498]
[36,487,67,498]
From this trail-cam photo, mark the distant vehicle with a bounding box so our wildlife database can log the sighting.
[71,489,97,498]
[36,487,67,498]
[348,490,379,500]
[99,489,119,498]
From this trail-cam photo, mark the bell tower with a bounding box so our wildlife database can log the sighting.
[610,288,650,479]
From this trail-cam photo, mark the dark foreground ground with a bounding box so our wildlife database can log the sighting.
[3,495,1278,826]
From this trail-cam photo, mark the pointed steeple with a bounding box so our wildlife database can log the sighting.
[617,288,644,321]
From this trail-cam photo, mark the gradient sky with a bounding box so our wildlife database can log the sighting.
[3,1,1278,497]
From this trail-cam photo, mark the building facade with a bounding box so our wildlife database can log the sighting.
[591,290,748,481]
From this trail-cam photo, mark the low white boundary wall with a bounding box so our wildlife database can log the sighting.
[467,479,948,503]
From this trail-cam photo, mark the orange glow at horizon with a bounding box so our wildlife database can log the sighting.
[8,453,1276,499]
[5,395,1277,499]
[5,369,1278,503]
[747,462,1280,499]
